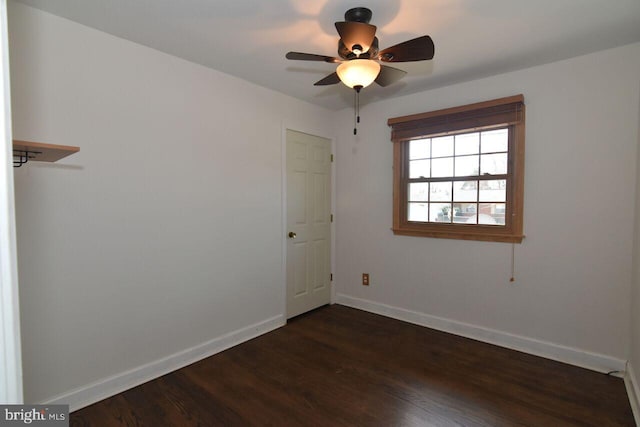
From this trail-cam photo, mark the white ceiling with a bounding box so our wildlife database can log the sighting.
[12,0,640,111]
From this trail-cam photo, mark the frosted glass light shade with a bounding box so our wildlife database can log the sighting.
[336,59,381,89]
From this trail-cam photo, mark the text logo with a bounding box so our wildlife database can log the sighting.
[0,405,68,426]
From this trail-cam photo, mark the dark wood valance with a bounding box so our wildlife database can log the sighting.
[388,95,525,141]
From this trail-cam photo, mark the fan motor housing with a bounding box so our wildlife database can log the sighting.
[344,7,372,23]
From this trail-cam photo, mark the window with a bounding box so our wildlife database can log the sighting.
[388,95,525,243]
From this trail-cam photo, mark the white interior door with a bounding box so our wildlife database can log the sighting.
[286,130,331,319]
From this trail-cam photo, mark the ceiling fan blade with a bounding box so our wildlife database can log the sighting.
[286,52,340,63]
[375,65,407,87]
[378,35,435,62]
[335,21,377,52]
[314,72,341,86]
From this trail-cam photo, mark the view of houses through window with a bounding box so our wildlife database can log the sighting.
[407,128,508,226]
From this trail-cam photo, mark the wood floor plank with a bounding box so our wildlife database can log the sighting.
[70,305,635,426]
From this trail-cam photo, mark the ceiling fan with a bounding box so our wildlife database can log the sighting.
[285,7,435,133]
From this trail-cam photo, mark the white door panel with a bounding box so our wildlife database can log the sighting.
[286,130,331,318]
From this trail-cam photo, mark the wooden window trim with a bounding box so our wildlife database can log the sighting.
[389,95,525,243]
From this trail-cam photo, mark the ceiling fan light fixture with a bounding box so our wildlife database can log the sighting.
[336,59,381,89]
[284,8,435,134]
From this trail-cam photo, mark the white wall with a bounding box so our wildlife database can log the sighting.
[334,42,640,368]
[8,1,333,404]
[629,74,640,415]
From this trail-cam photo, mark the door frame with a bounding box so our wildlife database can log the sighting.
[281,122,336,320]
[0,0,23,404]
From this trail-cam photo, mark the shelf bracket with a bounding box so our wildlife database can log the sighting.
[13,149,42,168]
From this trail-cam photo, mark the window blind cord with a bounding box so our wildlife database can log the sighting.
[510,243,516,282]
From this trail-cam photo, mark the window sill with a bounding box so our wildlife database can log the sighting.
[391,227,524,243]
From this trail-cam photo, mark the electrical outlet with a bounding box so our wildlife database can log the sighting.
[362,273,369,286]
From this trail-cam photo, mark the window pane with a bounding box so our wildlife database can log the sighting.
[479,179,506,202]
[409,159,430,178]
[430,181,451,202]
[455,155,479,177]
[481,129,508,153]
[408,183,429,202]
[431,135,454,157]
[408,203,428,222]
[409,139,430,160]
[453,180,477,202]
[453,203,477,224]
[479,203,506,225]
[431,157,453,177]
[429,203,452,223]
[455,132,479,155]
[480,152,508,175]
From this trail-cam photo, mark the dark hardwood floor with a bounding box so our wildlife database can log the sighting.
[71,305,635,426]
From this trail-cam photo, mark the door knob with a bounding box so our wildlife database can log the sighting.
[288,232,297,239]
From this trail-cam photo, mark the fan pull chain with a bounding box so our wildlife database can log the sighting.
[357,89,360,124]
[353,85,363,135]
[353,89,357,135]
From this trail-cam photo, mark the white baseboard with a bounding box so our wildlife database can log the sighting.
[625,363,640,425]
[336,294,626,374]
[43,314,285,412]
